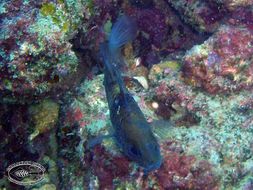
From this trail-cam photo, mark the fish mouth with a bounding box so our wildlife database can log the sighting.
[143,158,162,174]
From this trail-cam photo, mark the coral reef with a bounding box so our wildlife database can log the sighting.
[144,141,219,190]
[210,0,253,11]
[0,103,60,189]
[148,60,253,189]
[125,0,206,67]
[82,141,219,189]
[229,6,253,31]
[182,25,253,94]
[0,0,87,103]
[166,0,225,33]
[1,0,253,189]
[59,55,253,189]
[28,99,59,139]
[70,0,206,70]
[84,145,130,189]
[57,120,84,189]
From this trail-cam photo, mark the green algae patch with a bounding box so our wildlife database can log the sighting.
[38,1,83,35]
[61,21,70,33]
[39,4,68,34]
[3,79,12,91]
[41,3,56,16]
[87,0,94,16]
[149,60,181,82]
[29,99,59,139]
[161,60,181,71]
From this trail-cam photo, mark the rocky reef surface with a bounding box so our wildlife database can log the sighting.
[0,0,253,190]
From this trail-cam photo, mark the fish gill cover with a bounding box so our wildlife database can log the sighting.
[0,0,253,190]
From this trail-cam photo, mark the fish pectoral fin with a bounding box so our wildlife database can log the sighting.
[150,119,174,140]
[87,134,114,149]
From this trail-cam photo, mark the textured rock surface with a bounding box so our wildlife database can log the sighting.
[182,25,253,94]
[1,0,253,189]
[0,0,87,103]
[167,0,225,33]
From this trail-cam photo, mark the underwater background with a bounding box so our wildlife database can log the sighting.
[0,0,253,189]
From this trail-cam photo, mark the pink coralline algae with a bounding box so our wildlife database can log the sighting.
[76,0,120,51]
[0,0,84,103]
[182,25,253,94]
[229,7,253,31]
[84,141,219,189]
[150,75,197,125]
[84,145,130,189]
[149,142,219,190]
[65,108,84,125]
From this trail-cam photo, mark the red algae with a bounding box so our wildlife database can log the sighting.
[84,145,130,189]
[65,108,83,124]
[182,25,253,94]
[1,0,253,189]
[139,142,220,190]
[83,140,219,189]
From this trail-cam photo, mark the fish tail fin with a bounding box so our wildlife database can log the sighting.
[100,42,114,73]
[100,15,137,93]
[108,15,137,74]
[101,15,137,68]
[108,15,137,51]
[100,42,125,91]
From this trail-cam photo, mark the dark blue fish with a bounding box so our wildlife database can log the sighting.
[100,16,162,173]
